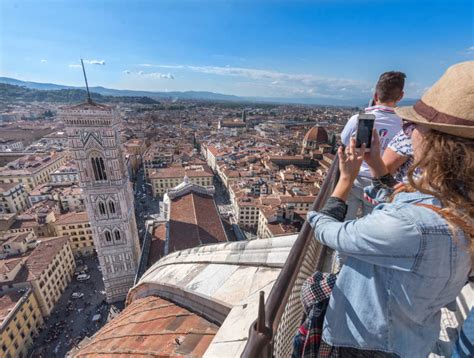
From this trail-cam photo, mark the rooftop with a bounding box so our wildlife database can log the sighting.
[24,236,69,280]
[0,182,22,193]
[78,234,298,357]
[149,166,213,179]
[167,191,227,253]
[0,291,24,326]
[72,296,219,357]
[54,211,89,226]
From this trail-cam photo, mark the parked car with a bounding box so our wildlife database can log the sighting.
[76,264,88,272]
[71,292,84,299]
[76,274,91,281]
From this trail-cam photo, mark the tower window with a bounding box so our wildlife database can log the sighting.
[104,231,112,242]
[91,156,107,181]
[114,230,121,241]
[108,200,116,214]
[98,201,106,215]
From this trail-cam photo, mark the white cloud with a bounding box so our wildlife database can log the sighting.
[40,59,47,63]
[156,73,174,79]
[466,46,474,54]
[167,64,371,98]
[140,64,184,69]
[68,64,82,68]
[123,70,131,74]
[134,70,174,79]
[85,59,106,65]
[159,65,184,69]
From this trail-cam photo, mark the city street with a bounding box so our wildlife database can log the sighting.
[29,255,123,358]
[133,167,161,244]
[213,176,231,206]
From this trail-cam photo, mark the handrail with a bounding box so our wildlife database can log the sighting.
[242,154,339,357]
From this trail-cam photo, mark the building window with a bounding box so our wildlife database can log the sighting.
[104,231,112,242]
[98,201,106,215]
[90,156,107,181]
[114,230,121,241]
[108,200,116,214]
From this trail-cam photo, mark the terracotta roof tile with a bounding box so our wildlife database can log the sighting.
[0,291,23,324]
[54,211,89,225]
[24,236,69,280]
[74,296,219,357]
[168,192,227,253]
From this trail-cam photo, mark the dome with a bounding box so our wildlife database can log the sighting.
[303,126,329,144]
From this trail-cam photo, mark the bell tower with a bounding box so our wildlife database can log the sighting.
[60,61,140,302]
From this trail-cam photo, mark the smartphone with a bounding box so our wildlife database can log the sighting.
[356,114,375,151]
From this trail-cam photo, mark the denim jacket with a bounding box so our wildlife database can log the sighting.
[307,191,471,357]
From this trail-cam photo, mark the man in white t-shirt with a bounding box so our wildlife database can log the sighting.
[341,71,406,219]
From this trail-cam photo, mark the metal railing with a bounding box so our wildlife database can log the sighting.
[242,155,339,358]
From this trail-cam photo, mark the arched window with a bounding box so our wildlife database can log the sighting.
[104,231,112,242]
[98,201,106,215]
[90,156,107,181]
[114,230,121,241]
[108,200,116,214]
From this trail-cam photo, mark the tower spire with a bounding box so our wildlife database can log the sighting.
[80,58,93,104]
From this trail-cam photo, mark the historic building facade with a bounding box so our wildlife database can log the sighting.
[61,102,141,302]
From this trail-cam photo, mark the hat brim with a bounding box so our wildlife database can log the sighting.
[395,105,474,139]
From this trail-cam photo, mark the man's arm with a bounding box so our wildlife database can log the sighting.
[340,114,358,146]
[383,148,408,175]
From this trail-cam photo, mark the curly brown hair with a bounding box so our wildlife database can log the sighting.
[407,130,474,240]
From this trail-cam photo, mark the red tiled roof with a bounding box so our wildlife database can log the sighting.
[149,167,213,179]
[25,236,69,280]
[303,126,329,143]
[168,192,227,253]
[54,211,89,225]
[148,225,166,267]
[74,296,218,357]
[0,291,23,324]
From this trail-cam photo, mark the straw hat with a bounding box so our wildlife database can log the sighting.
[395,61,474,139]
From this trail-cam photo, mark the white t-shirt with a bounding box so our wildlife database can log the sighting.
[341,105,402,178]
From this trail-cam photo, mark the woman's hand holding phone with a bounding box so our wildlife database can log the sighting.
[332,138,366,201]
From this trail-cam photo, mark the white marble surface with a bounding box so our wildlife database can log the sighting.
[130,234,298,357]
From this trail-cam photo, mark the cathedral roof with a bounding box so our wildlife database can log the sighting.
[303,126,329,144]
[73,234,298,357]
[71,295,219,357]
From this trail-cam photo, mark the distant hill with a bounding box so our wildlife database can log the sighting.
[0,77,418,106]
[0,83,159,105]
[0,77,242,103]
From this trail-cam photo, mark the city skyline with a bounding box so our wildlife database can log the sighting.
[1,0,473,102]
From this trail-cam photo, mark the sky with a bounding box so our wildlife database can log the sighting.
[0,0,473,101]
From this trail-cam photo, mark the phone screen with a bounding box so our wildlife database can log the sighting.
[356,117,375,148]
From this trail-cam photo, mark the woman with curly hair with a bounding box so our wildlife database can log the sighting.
[306,61,473,357]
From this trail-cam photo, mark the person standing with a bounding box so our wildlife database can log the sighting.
[341,71,406,219]
[306,61,473,357]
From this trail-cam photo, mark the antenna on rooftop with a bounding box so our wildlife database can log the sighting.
[80,58,93,104]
